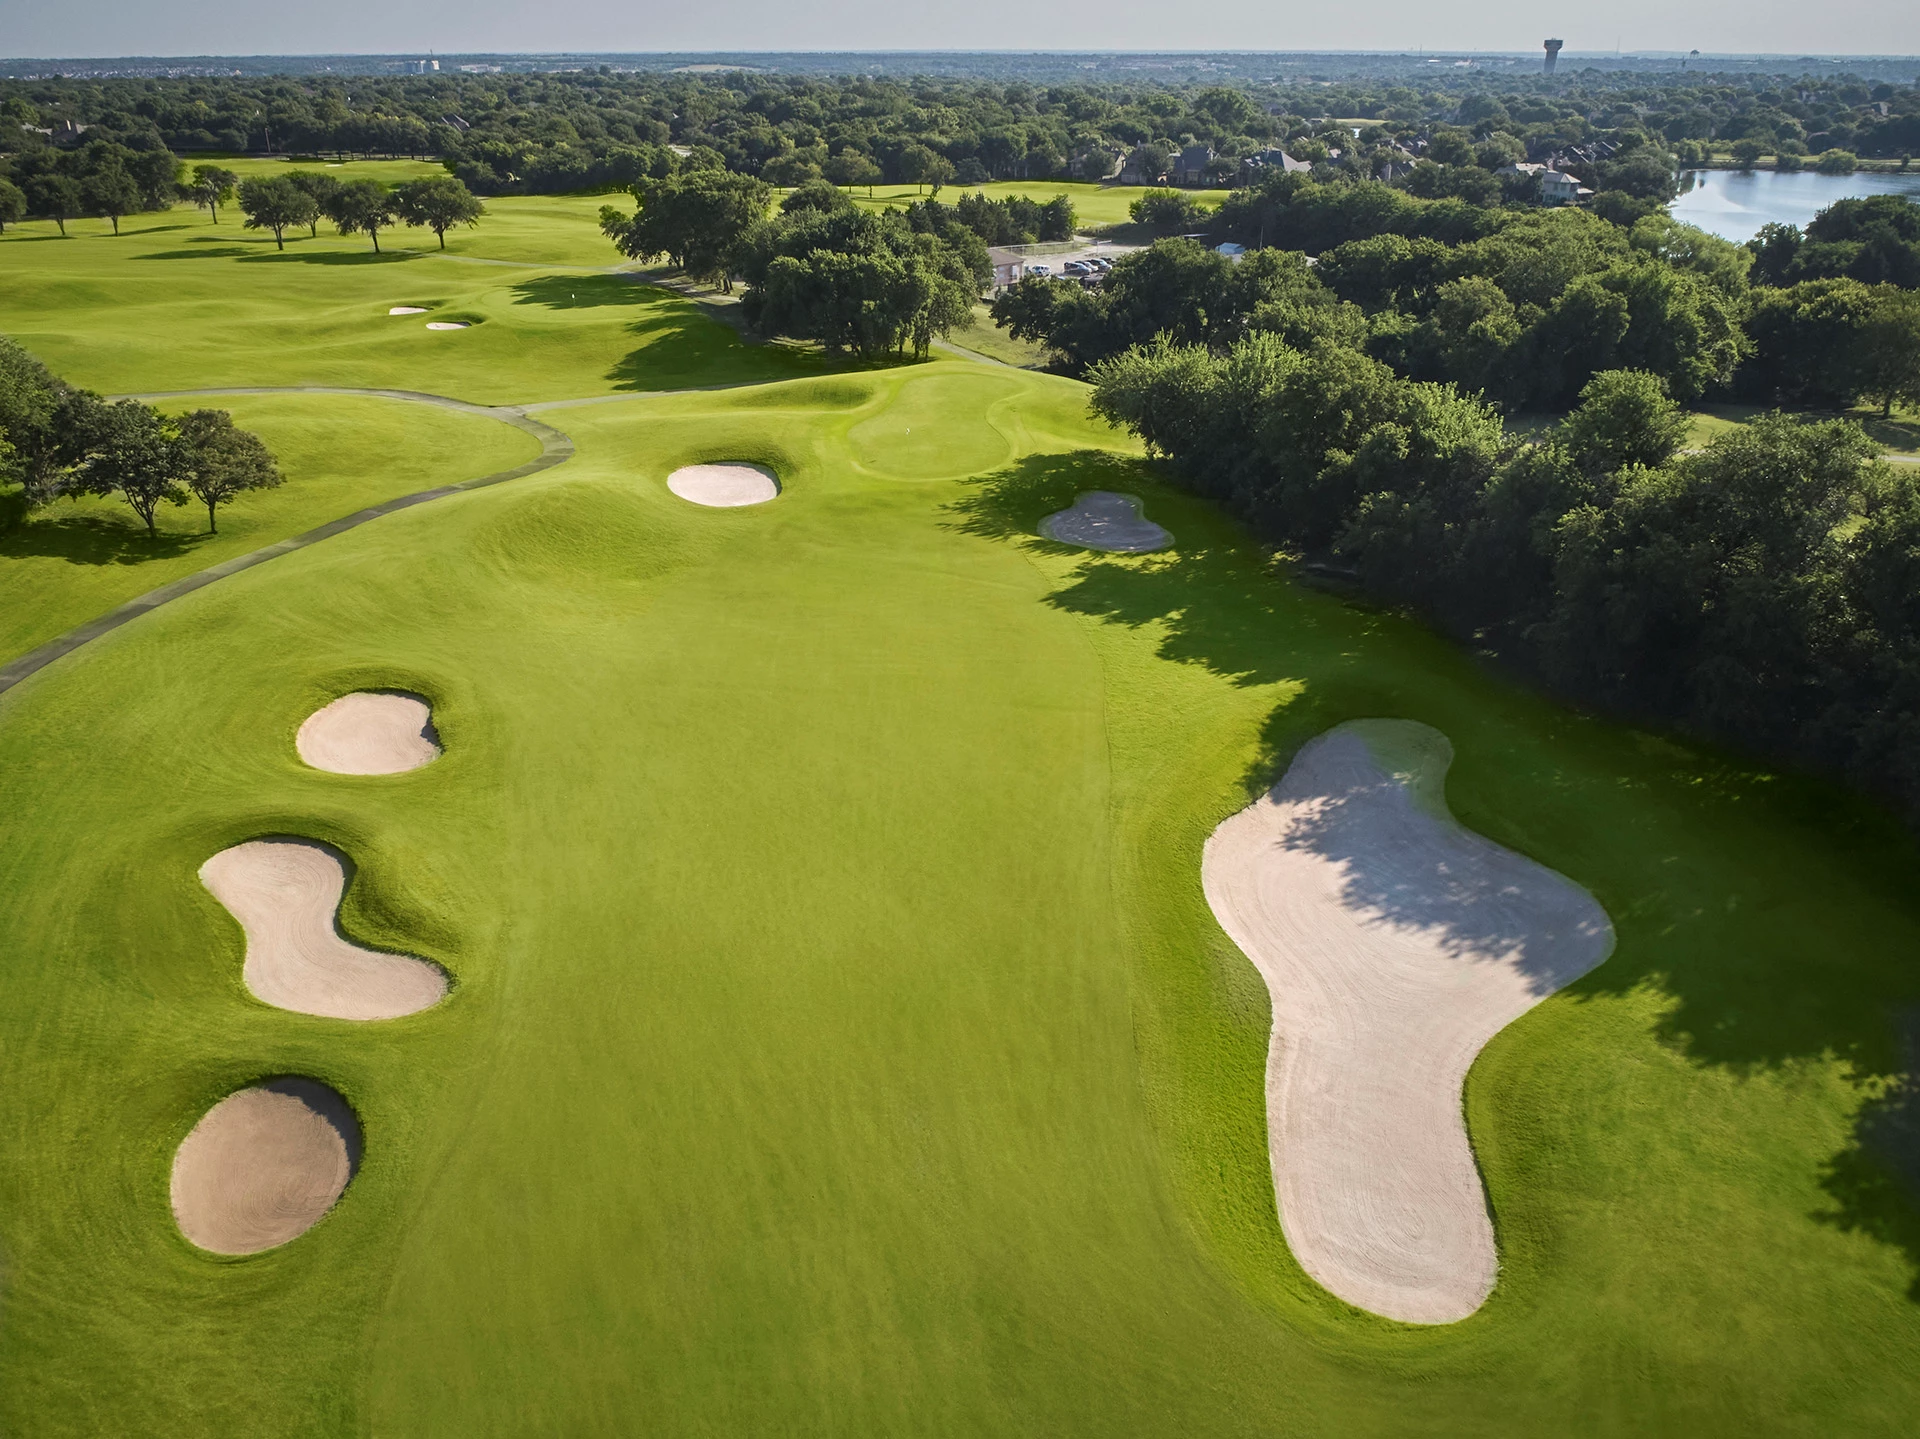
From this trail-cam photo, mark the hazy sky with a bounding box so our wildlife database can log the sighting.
[7,1,1919,60]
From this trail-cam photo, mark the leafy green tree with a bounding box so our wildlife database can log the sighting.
[82,162,142,235]
[237,176,318,250]
[1731,138,1767,169]
[27,174,82,236]
[1129,187,1205,233]
[601,169,770,288]
[395,175,485,249]
[1740,278,1877,406]
[1816,149,1859,174]
[190,164,239,223]
[0,177,24,233]
[68,401,191,536]
[287,171,341,237]
[1560,370,1691,474]
[824,151,883,195]
[1859,288,1920,417]
[175,408,283,532]
[326,178,398,252]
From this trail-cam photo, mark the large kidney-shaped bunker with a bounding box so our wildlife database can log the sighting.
[667,462,780,507]
[170,1078,362,1255]
[1203,720,1614,1323]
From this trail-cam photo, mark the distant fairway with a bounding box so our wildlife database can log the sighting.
[844,178,1229,227]
[2,188,1919,1436]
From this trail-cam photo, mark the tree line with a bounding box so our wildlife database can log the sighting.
[231,172,484,251]
[992,173,1920,420]
[1091,341,1920,819]
[4,66,1913,202]
[0,339,280,536]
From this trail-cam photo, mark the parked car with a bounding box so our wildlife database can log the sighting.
[1025,263,1051,276]
[1063,260,1093,276]
[1088,256,1113,272]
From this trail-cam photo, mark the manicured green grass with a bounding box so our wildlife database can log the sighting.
[842,179,1227,228]
[0,209,825,402]
[4,161,1920,1436]
[941,303,1052,368]
[0,359,1917,1435]
[0,393,541,666]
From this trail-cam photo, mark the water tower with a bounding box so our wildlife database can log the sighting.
[1544,39,1564,74]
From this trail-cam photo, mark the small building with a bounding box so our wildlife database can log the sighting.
[1172,143,1215,186]
[1498,162,1591,206]
[987,246,1027,290]
[1215,242,1247,260]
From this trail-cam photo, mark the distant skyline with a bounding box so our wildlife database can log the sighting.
[7,1,1920,63]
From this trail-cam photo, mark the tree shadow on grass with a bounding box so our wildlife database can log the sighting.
[949,448,1920,1299]
[239,249,420,265]
[0,510,205,566]
[135,247,255,260]
[510,274,658,310]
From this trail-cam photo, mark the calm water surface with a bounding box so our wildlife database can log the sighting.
[1671,168,1920,241]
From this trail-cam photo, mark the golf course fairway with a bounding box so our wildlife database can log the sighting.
[2,194,1919,1436]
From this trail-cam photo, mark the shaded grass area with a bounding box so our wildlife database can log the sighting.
[941,304,1054,369]
[0,365,1916,1434]
[0,394,540,666]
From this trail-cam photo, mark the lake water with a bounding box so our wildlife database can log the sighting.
[1670,168,1920,242]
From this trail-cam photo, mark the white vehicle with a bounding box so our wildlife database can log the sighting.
[1025,262,1051,276]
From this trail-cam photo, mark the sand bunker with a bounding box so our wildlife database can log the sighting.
[425,321,469,331]
[296,690,441,775]
[1040,491,1171,552]
[667,462,779,507]
[200,839,448,1020]
[1202,720,1613,1323]
[172,1078,361,1254]
[388,306,427,315]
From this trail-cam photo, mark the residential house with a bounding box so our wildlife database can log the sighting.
[1497,162,1591,206]
[1240,147,1312,180]
[1172,143,1215,186]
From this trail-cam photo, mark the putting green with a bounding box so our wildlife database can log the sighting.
[3,183,1919,1436]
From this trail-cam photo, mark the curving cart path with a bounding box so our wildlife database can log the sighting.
[0,386,585,699]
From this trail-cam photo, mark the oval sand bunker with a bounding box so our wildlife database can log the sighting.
[297,690,440,775]
[388,306,427,315]
[1040,491,1171,552]
[201,839,448,1020]
[1202,719,1613,1324]
[425,321,469,331]
[667,462,779,507]
[171,1078,362,1254]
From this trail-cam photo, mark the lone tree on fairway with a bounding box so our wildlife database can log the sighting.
[190,164,239,223]
[175,408,282,532]
[396,175,484,249]
[327,179,398,252]
[27,174,82,236]
[83,161,142,235]
[237,176,318,250]
[287,171,341,237]
[70,401,191,536]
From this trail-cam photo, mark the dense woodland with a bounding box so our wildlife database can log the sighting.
[3,65,1918,199]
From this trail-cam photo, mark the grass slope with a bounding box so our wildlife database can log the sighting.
[842,179,1228,228]
[0,362,1916,1436]
[0,393,541,667]
[0,209,824,402]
